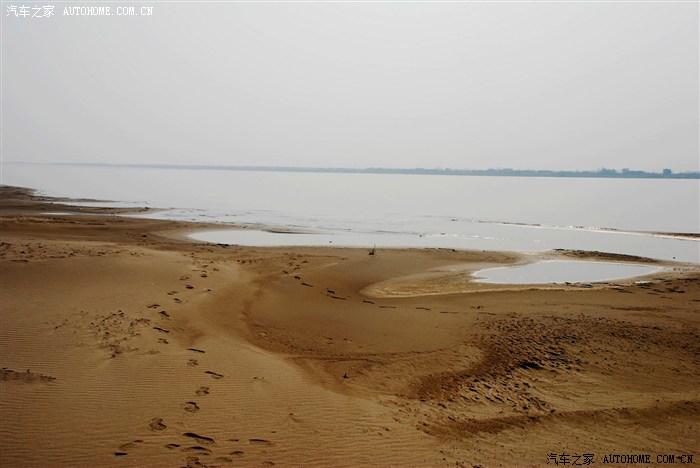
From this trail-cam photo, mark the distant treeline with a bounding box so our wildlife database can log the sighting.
[47,163,700,179]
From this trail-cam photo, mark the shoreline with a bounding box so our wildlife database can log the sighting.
[1,185,699,466]
[7,183,699,250]
[8,185,694,287]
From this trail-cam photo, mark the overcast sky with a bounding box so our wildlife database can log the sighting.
[2,2,698,172]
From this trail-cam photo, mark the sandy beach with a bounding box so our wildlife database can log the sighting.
[1,186,698,467]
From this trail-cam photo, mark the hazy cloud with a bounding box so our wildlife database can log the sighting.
[3,2,698,171]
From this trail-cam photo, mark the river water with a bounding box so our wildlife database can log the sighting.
[3,163,698,263]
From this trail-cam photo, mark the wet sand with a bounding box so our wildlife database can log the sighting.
[1,186,698,467]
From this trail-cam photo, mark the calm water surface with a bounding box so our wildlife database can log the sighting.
[473,261,661,284]
[3,164,698,263]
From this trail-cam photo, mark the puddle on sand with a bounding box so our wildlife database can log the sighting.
[472,261,660,285]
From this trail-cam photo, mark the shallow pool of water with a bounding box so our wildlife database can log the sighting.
[187,228,698,264]
[472,261,660,284]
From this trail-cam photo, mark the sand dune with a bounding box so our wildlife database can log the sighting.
[1,187,698,467]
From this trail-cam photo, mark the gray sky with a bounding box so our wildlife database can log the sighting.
[2,1,699,172]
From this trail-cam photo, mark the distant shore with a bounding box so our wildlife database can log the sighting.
[1,186,699,467]
[7,161,700,179]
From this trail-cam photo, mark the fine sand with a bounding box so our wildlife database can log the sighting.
[1,186,698,467]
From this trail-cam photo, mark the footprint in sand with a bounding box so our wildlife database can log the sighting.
[116,439,143,454]
[187,359,199,366]
[149,418,167,431]
[118,440,143,451]
[249,438,273,446]
[182,401,200,413]
[195,386,209,396]
[182,446,211,455]
[183,432,215,444]
[205,371,224,379]
[184,456,206,467]
[165,443,181,450]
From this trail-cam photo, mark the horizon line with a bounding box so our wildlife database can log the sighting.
[3,161,699,178]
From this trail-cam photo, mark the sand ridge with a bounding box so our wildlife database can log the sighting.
[1,186,698,467]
